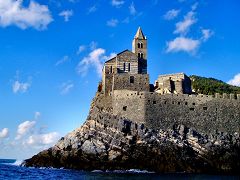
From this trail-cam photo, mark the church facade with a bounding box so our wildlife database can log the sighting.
[102,27,192,95]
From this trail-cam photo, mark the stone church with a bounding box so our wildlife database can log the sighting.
[102,27,192,95]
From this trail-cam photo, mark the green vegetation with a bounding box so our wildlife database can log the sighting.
[190,75,240,95]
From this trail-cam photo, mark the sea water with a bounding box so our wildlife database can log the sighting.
[0,159,238,180]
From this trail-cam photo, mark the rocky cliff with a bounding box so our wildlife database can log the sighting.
[24,92,240,174]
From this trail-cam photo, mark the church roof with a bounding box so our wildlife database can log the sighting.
[105,49,136,63]
[134,27,146,40]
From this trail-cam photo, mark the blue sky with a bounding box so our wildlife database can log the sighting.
[0,0,240,160]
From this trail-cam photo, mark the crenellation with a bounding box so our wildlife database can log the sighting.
[98,27,240,135]
[237,94,240,100]
[223,93,229,99]
[215,93,221,98]
[230,93,235,100]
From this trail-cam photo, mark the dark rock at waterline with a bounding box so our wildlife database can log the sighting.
[24,118,240,174]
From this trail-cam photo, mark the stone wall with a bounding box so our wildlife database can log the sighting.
[112,90,146,124]
[113,74,149,92]
[102,74,114,95]
[103,73,149,95]
[116,51,138,74]
[111,91,240,134]
[155,73,192,94]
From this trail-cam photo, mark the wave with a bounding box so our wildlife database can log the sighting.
[91,169,155,174]
[0,159,23,166]
[12,160,24,166]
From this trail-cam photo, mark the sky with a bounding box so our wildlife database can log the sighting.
[0,0,240,160]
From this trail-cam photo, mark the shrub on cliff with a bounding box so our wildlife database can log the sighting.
[190,75,240,95]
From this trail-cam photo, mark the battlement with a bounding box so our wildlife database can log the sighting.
[112,90,240,134]
[99,27,240,134]
[113,90,240,101]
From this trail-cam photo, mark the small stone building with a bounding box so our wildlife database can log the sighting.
[102,27,149,94]
[154,73,192,94]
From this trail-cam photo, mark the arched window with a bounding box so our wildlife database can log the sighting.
[123,63,126,71]
[141,53,144,59]
[128,63,131,72]
[138,53,141,59]
[138,43,141,48]
[130,76,134,83]
[141,43,143,48]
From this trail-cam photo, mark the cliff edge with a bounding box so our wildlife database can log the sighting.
[24,92,240,174]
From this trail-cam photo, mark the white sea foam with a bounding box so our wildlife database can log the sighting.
[12,160,24,166]
[92,169,155,174]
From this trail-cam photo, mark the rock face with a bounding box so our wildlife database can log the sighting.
[24,92,240,174]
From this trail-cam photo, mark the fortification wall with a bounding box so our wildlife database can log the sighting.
[113,90,146,123]
[112,90,240,134]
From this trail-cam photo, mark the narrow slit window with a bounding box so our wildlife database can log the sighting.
[130,76,134,83]
[128,63,131,72]
[110,66,112,74]
[123,63,126,71]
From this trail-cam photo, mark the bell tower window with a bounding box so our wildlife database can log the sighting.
[138,53,144,59]
[123,63,126,71]
[138,43,140,48]
[137,42,143,49]
[128,63,131,72]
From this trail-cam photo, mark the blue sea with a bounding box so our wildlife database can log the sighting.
[0,159,239,180]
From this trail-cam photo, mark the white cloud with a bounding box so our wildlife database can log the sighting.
[60,81,74,95]
[12,81,31,94]
[26,132,60,146]
[228,73,240,87]
[89,41,98,50]
[122,17,130,24]
[107,19,118,27]
[129,2,137,15]
[174,11,197,35]
[16,121,36,140]
[166,37,200,54]
[34,112,41,120]
[201,29,214,42]
[77,48,116,77]
[77,45,86,55]
[0,0,53,30]
[111,0,124,8]
[59,10,73,22]
[191,2,198,11]
[164,9,180,20]
[0,128,9,138]
[88,5,97,14]
[55,56,70,66]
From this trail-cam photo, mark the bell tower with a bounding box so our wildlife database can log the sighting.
[132,27,147,74]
